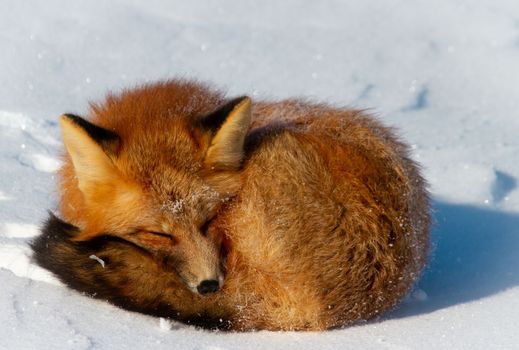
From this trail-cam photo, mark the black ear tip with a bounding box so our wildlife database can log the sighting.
[228,96,251,110]
[60,113,121,155]
[62,113,82,120]
[199,96,252,132]
[61,113,87,126]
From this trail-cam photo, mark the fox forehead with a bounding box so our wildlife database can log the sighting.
[111,177,221,235]
[132,165,223,224]
[113,120,206,176]
[89,81,225,176]
[155,175,223,220]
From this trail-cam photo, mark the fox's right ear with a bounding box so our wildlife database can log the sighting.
[59,114,121,196]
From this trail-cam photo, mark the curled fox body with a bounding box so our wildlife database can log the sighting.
[32,80,430,331]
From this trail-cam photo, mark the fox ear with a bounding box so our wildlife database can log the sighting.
[59,114,121,195]
[202,96,252,171]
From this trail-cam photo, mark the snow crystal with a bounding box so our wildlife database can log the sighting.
[89,255,105,268]
[159,317,173,331]
[162,199,185,214]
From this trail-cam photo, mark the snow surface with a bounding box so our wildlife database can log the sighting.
[1,0,519,349]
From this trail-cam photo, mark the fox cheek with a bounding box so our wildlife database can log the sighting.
[158,251,188,276]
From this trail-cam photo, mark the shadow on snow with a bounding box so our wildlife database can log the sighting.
[388,200,519,318]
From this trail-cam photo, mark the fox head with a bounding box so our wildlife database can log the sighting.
[59,83,251,295]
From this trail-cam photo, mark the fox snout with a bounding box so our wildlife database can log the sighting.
[180,268,224,296]
[167,230,225,296]
[197,279,221,295]
[180,261,224,296]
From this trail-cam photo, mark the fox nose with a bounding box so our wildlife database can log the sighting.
[197,279,220,295]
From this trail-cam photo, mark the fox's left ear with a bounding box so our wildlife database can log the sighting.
[201,96,252,171]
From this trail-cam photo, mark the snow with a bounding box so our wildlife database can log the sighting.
[89,255,106,269]
[1,0,518,348]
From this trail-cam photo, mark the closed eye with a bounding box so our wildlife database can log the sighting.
[148,231,176,242]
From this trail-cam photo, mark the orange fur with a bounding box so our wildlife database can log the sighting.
[51,79,430,330]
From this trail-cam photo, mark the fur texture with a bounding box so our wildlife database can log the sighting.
[31,80,430,331]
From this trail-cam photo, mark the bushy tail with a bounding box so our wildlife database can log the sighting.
[31,213,140,301]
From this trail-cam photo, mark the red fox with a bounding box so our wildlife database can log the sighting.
[31,80,430,331]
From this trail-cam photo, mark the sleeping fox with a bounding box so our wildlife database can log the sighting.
[31,80,430,331]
